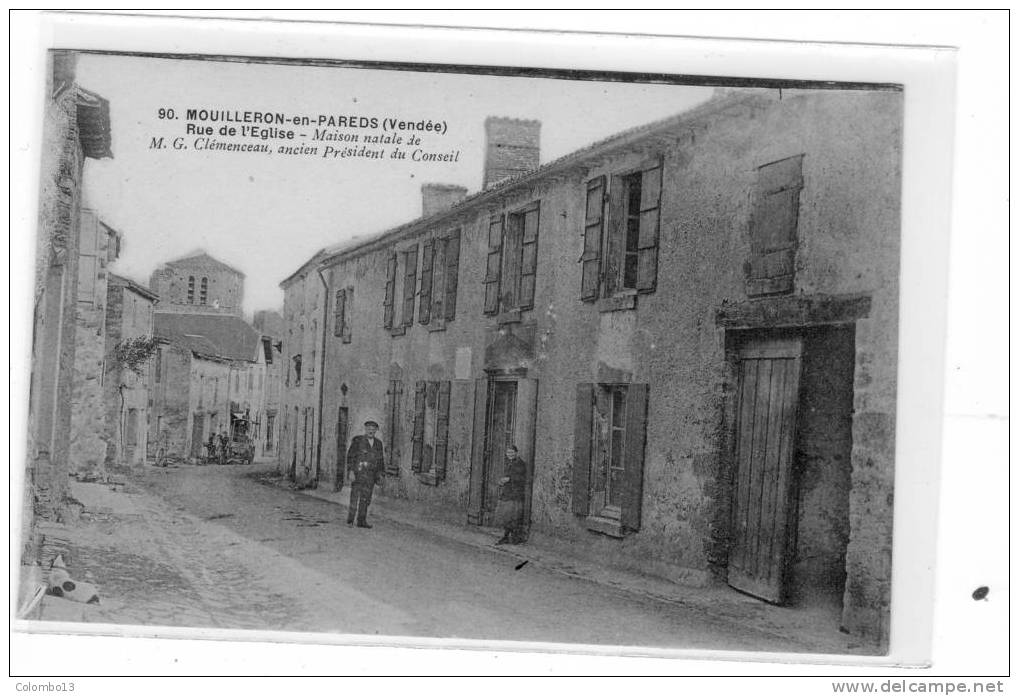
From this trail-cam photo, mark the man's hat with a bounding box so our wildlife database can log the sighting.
[364,420,379,428]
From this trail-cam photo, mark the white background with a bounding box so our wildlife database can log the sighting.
[6,9,1010,687]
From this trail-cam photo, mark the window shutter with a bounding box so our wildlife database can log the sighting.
[604,176,626,296]
[467,378,489,524]
[430,237,447,323]
[747,155,803,297]
[342,286,353,343]
[383,252,397,329]
[518,204,540,310]
[434,381,451,481]
[572,383,595,516]
[620,383,649,531]
[385,380,403,476]
[444,230,461,321]
[580,176,605,301]
[411,380,426,473]
[636,158,663,294]
[402,244,418,326]
[418,240,434,324]
[484,215,504,315]
[333,288,345,337]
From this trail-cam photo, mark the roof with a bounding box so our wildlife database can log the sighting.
[153,312,261,362]
[279,248,329,288]
[108,272,159,302]
[315,90,773,270]
[76,87,112,159]
[162,250,246,278]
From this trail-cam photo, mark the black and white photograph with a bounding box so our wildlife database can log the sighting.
[9,11,1004,681]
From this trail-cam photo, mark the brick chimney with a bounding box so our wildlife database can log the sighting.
[483,117,541,189]
[421,183,468,218]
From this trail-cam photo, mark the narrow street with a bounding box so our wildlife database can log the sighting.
[42,462,854,654]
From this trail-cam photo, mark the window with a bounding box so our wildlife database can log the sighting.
[126,408,139,446]
[411,380,451,483]
[247,370,253,390]
[187,276,195,304]
[333,287,352,343]
[199,277,208,305]
[385,380,403,476]
[747,155,804,297]
[154,348,162,383]
[401,245,419,327]
[307,349,316,384]
[580,158,662,301]
[293,354,302,385]
[234,372,240,392]
[484,203,541,316]
[265,413,275,450]
[383,253,398,329]
[418,240,435,325]
[417,229,462,329]
[572,383,649,534]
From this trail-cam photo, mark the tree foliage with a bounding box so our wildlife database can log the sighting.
[111,336,161,377]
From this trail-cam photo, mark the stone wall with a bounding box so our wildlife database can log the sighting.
[149,257,244,316]
[297,89,901,648]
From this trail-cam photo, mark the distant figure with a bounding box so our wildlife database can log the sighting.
[494,445,527,545]
[205,434,216,464]
[345,420,385,528]
[217,432,228,465]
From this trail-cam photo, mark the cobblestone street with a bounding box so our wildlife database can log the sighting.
[29,462,860,654]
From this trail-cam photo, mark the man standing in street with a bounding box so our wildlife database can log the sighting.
[346,420,385,528]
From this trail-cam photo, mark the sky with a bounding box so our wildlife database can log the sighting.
[77,53,714,316]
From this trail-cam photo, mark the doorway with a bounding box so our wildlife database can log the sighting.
[335,406,349,491]
[727,327,855,609]
[190,413,204,460]
[481,381,517,525]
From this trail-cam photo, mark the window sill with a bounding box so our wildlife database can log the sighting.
[416,471,439,486]
[585,515,625,538]
[597,292,637,313]
[426,320,447,333]
[390,326,406,337]
[495,308,522,326]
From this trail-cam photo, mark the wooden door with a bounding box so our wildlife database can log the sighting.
[334,407,349,491]
[190,414,204,459]
[482,381,517,524]
[728,337,803,604]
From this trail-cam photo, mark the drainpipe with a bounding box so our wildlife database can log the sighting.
[315,265,330,486]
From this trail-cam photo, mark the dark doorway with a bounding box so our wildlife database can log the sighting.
[190,414,204,460]
[475,380,517,526]
[334,406,349,491]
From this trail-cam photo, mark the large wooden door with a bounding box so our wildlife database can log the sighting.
[728,337,803,604]
[481,381,517,525]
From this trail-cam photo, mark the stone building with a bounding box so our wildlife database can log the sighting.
[28,50,111,526]
[69,209,121,479]
[104,273,158,468]
[281,88,902,650]
[149,312,267,461]
[253,310,285,457]
[278,252,328,483]
[149,250,245,316]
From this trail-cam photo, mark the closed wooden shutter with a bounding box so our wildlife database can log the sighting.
[636,159,663,294]
[484,215,504,315]
[620,383,649,531]
[444,230,461,321]
[411,380,426,473]
[383,252,397,329]
[581,177,605,301]
[402,245,418,326]
[747,155,803,297]
[385,380,403,476]
[467,378,489,524]
[604,176,626,296]
[434,381,451,480]
[518,205,540,310]
[418,239,434,324]
[341,287,353,343]
[333,288,345,337]
[572,383,595,516]
[430,237,447,323]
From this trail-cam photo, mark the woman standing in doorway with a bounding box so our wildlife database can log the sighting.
[494,445,527,545]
